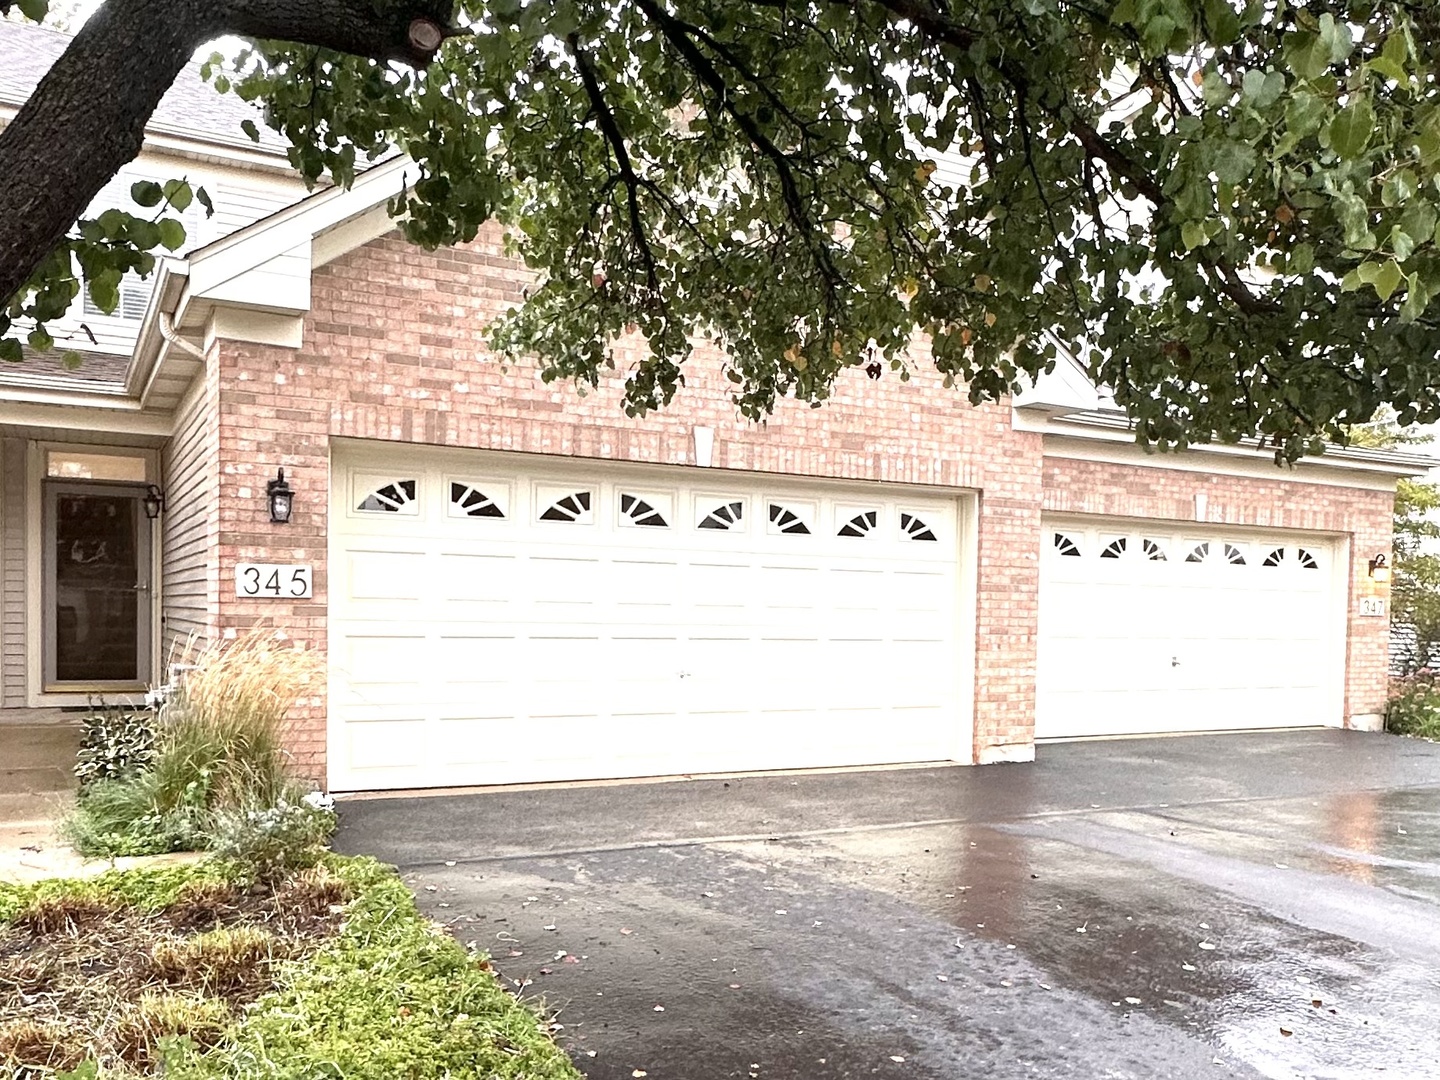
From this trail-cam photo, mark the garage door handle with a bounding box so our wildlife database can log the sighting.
[1171,657,1180,667]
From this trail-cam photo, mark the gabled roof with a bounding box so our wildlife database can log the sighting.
[0,20,288,156]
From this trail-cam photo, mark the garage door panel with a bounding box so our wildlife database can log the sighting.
[1038,520,1343,740]
[344,549,427,603]
[330,451,969,789]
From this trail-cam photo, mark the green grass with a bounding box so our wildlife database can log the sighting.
[1,857,583,1080]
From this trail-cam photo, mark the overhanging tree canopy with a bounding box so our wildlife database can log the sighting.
[3,0,1439,461]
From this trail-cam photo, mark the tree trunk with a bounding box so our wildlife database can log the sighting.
[0,0,455,306]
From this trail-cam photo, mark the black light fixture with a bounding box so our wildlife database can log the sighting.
[142,484,166,520]
[267,469,294,524]
[1368,553,1391,584]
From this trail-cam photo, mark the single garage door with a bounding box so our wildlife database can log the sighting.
[328,445,971,790]
[1036,518,1346,739]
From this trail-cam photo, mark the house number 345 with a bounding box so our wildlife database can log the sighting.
[236,563,313,599]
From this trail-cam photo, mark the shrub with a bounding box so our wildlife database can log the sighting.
[1387,669,1440,739]
[208,794,338,882]
[74,700,156,788]
[61,771,209,858]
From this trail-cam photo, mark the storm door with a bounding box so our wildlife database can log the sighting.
[42,482,153,689]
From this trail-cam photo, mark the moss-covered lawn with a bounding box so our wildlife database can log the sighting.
[0,856,584,1079]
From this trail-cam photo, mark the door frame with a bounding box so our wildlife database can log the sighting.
[25,441,162,706]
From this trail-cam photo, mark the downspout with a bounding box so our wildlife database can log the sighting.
[158,312,205,360]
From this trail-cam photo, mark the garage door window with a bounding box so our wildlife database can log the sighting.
[1223,543,1247,565]
[449,482,507,519]
[619,493,670,528]
[1053,532,1081,556]
[768,503,812,535]
[1100,537,1127,559]
[698,500,745,531]
[838,510,879,538]
[538,489,593,523]
[901,512,938,541]
[356,478,418,514]
[1143,538,1168,561]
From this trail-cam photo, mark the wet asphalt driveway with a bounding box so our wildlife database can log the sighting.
[334,731,1440,1080]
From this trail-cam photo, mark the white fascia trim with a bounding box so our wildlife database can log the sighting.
[128,259,191,399]
[186,154,408,299]
[0,397,172,436]
[1018,406,1436,478]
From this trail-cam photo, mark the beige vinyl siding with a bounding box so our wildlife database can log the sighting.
[1,437,26,706]
[161,371,219,661]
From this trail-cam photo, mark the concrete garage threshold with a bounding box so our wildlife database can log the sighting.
[336,730,1440,1080]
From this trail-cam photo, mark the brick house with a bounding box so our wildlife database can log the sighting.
[1,24,1428,792]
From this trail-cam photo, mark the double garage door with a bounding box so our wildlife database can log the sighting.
[328,447,971,791]
[1037,518,1346,739]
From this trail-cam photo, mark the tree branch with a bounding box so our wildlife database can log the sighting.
[0,0,456,307]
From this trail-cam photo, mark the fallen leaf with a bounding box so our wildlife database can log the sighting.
[564,954,581,964]
[1311,999,1323,1008]
[1280,1027,1293,1037]
[620,928,633,935]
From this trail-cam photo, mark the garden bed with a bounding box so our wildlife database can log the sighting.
[0,857,583,1079]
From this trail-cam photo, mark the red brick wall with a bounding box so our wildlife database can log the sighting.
[212,227,1047,782]
[1041,455,1394,726]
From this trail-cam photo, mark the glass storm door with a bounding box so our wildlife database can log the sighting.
[43,483,152,688]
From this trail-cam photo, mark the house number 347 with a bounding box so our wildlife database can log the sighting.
[236,563,313,599]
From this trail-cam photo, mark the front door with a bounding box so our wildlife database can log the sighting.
[42,483,153,690]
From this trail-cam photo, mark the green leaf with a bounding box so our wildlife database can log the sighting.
[1283,31,1330,81]
[1203,0,1241,45]
[130,181,164,208]
[241,119,260,143]
[1317,13,1354,65]
[1210,141,1257,185]
[1373,259,1403,302]
[157,219,187,251]
[1390,227,1415,262]
[161,180,193,212]
[196,187,215,218]
[1383,169,1418,208]
[1329,99,1375,160]
[61,350,83,370]
[0,338,22,363]
[1182,221,1210,250]
[17,0,48,19]
[27,327,53,351]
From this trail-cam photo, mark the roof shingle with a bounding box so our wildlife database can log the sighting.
[0,20,289,154]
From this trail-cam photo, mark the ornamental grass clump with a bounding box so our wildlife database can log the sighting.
[63,629,325,859]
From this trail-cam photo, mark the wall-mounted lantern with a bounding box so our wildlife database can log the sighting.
[267,469,294,524]
[142,485,166,520]
[1368,553,1391,584]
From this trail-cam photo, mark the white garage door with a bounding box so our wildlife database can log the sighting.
[328,445,971,790]
[1037,519,1346,740]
